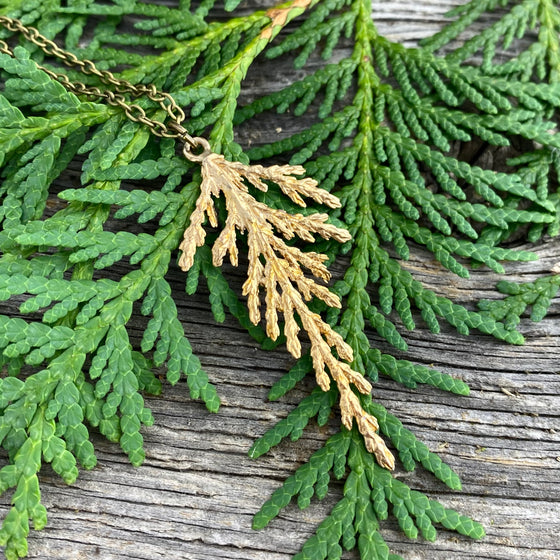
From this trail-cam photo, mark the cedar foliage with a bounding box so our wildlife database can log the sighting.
[0,0,558,559]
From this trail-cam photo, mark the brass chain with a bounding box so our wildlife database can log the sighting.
[0,15,204,151]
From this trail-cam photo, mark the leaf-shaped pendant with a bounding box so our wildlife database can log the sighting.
[178,136,395,471]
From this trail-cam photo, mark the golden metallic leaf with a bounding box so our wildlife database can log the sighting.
[179,152,394,470]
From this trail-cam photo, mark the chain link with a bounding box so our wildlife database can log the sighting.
[0,15,202,149]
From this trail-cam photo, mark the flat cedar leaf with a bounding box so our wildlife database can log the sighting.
[478,274,560,328]
[249,388,336,459]
[268,353,314,401]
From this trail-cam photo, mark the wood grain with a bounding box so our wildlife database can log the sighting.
[1,2,559,560]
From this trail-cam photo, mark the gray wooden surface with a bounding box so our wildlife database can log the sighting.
[1,1,560,559]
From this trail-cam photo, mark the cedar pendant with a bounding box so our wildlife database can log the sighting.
[178,139,395,471]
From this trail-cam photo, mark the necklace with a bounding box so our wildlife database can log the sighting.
[0,15,395,470]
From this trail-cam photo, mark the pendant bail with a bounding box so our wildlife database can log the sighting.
[182,136,212,163]
[167,122,212,162]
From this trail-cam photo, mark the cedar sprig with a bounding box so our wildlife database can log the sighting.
[251,379,465,488]
[253,427,484,560]
[418,0,560,264]
[510,148,560,241]
[421,0,560,83]
[0,40,215,559]
[237,0,558,554]
[478,273,560,329]
[474,147,560,248]
[0,47,109,231]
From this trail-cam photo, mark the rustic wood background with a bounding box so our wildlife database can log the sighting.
[1,1,559,559]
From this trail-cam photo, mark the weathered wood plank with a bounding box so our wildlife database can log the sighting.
[1,1,560,560]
